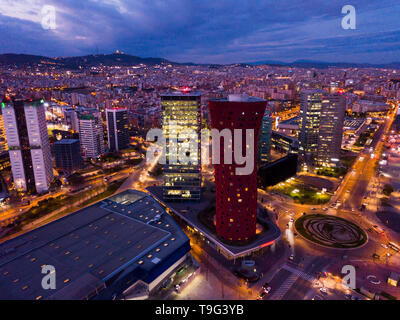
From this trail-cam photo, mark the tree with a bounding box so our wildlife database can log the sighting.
[383,184,394,196]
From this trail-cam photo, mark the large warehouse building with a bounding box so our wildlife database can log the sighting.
[0,190,192,300]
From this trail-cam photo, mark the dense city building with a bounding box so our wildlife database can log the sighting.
[298,89,324,168]
[298,90,345,169]
[106,108,130,152]
[209,94,266,243]
[64,108,79,132]
[0,106,8,156]
[78,109,105,160]
[257,108,273,165]
[258,153,298,188]
[53,139,83,173]
[271,131,299,154]
[2,98,53,193]
[316,94,346,166]
[161,90,201,201]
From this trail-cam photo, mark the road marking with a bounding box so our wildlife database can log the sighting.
[269,273,299,300]
[282,264,316,282]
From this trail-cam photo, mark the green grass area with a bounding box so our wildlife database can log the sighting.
[273,182,331,204]
[316,167,346,178]
[316,155,357,178]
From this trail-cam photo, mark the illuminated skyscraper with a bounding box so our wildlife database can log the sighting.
[299,90,345,168]
[0,106,8,156]
[161,90,201,201]
[209,94,266,243]
[299,89,324,168]
[2,98,53,193]
[78,110,105,160]
[106,108,129,152]
[317,94,345,166]
[257,108,273,165]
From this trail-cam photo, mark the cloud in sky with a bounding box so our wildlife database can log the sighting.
[0,0,399,63]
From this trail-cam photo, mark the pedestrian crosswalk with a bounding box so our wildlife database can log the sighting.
[282,264,316,282]
[269,274,299,300]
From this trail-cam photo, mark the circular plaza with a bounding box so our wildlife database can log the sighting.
[295,214,368,249]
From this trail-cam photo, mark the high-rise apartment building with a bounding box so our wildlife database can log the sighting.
[2,98,53,193]
[257,108,273,165]
[299,90,345,169]
[209,94,266,243]
[0,106,8,156]
[161,90,201,201]
[106,108,129,152]
[78,109,105,160]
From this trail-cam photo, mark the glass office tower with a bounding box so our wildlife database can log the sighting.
[161,90,201,201]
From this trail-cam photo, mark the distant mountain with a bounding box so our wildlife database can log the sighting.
[246,59,400,69]
[0,53,174,68]
[1,53,400,69]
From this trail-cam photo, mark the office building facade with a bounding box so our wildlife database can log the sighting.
[54,139,83,173]
[161,90,201,201]
[298,89,324,168]
[209,94,266,243]
[257,108,273,165]
[2,98,53,193]
[317,94,346,166]
[299,90,345,169]
[106,108,129,152]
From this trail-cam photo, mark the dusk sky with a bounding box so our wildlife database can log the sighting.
[0,0,400,64]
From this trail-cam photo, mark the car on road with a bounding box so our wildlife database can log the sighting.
[257,291,267,300]
[320,287,328,294]
[233,269,260,283]
[290,218,294,223]
[288,254,294,261]
[381,243,388,249]
[372,225,385,235]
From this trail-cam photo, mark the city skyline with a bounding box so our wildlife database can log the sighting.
[0,1,400,64]
[0,0,400,305]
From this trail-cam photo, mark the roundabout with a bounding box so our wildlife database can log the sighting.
[295,214,368,249]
